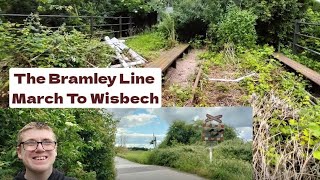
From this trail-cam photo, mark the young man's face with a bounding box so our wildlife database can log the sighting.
[17,129,57,174]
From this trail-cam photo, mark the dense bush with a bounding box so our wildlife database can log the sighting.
[0,109,117,179]
[158,120,239,148]
[159,120,200,147]
[213,6,257,48]
[0,0,153,17]
[149,142,253,180]
[297,7,320,61]
[242,0,311,46]
[170,0,225,41]
[213,139,252,162]
[223,126,239,141]
[149,147,181,167]
[157,13,177,47]
[0,16,114,107]
[282,48,320,73]
[0,17,114,69]
[208,158,252,180]
[118,150,152,164]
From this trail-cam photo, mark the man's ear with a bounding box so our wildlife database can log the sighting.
[17,146,22,159]
[54,144,57,157]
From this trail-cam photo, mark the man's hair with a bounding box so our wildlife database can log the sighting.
[17,122,56,145]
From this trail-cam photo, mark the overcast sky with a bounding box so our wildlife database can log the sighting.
[106,107,253,148]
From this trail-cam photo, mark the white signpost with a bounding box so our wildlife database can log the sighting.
[202,114,224,163]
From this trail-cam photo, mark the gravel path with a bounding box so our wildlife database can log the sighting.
[165,49,204,88]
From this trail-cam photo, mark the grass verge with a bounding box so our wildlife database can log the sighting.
[119,139,253,180]
[125,31,168,60]
[117,150,152,164]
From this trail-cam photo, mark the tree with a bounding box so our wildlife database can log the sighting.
[118,133,128,147]
[224,125,238,140]
[161,120,199,146]
[214,6,257,48]
[160,120,239,148]
[170,0,225,41]
[242,0,313,46]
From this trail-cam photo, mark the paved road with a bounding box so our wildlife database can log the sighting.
[115,157,206,180]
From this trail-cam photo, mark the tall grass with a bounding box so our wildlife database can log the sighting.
[119,140,253,180]
[118,150,152,164]
[157,13,177,48]
[125,31,168,60]
[149,142,252,180]
[250,91,320,179]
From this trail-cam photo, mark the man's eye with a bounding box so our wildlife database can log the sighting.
[43,141,54,144]
[24,141,37,145]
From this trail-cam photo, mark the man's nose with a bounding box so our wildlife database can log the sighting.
[35,142,46,151]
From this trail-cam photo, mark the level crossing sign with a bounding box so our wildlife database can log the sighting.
[202,114,224,142]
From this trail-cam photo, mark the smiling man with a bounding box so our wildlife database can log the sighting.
[14,122,75,180]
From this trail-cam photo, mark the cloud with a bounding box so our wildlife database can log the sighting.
[193,115,200,121]
[116,132,165,148]
[236,127,253,141]
[116,132,165,138]
[117,113,157,128]
[115,143,157,148]
[104,109,137,119]
[116,127,127,134]
[149,107,252,128]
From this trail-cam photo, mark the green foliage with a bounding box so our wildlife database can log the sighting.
[223,126,239,140]
[159,120,239,148]
[114,0,152,15]
[0,109,117,179]
[213,139,252,162]
[157,13,177,47]
[201,44,320,175]
[0,18,114,69]
[238,45,310,106]
[242,0,311,45]
[199,52,222,70]
[170,0,225,41]
[291,7,320,68]
[0,16,114,98]
[208,158,252,180]
[214,6,257,48]
[125,31,168,60]
[164,84,193,107]
[206,23,219,49]
[118,150,152,164]
[147,0,167,12]
[149,147,179,166]
[298,105,320,159]
[302,7,320,39]
[189,35,208,49]
[160,120,200,147]
[149,141,252,180]
[172,0,225,25]
[0,0,154,16]
[282,48,320,73]
[0,0,38,14]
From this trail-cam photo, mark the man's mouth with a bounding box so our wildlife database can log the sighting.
[32,156,48,160]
